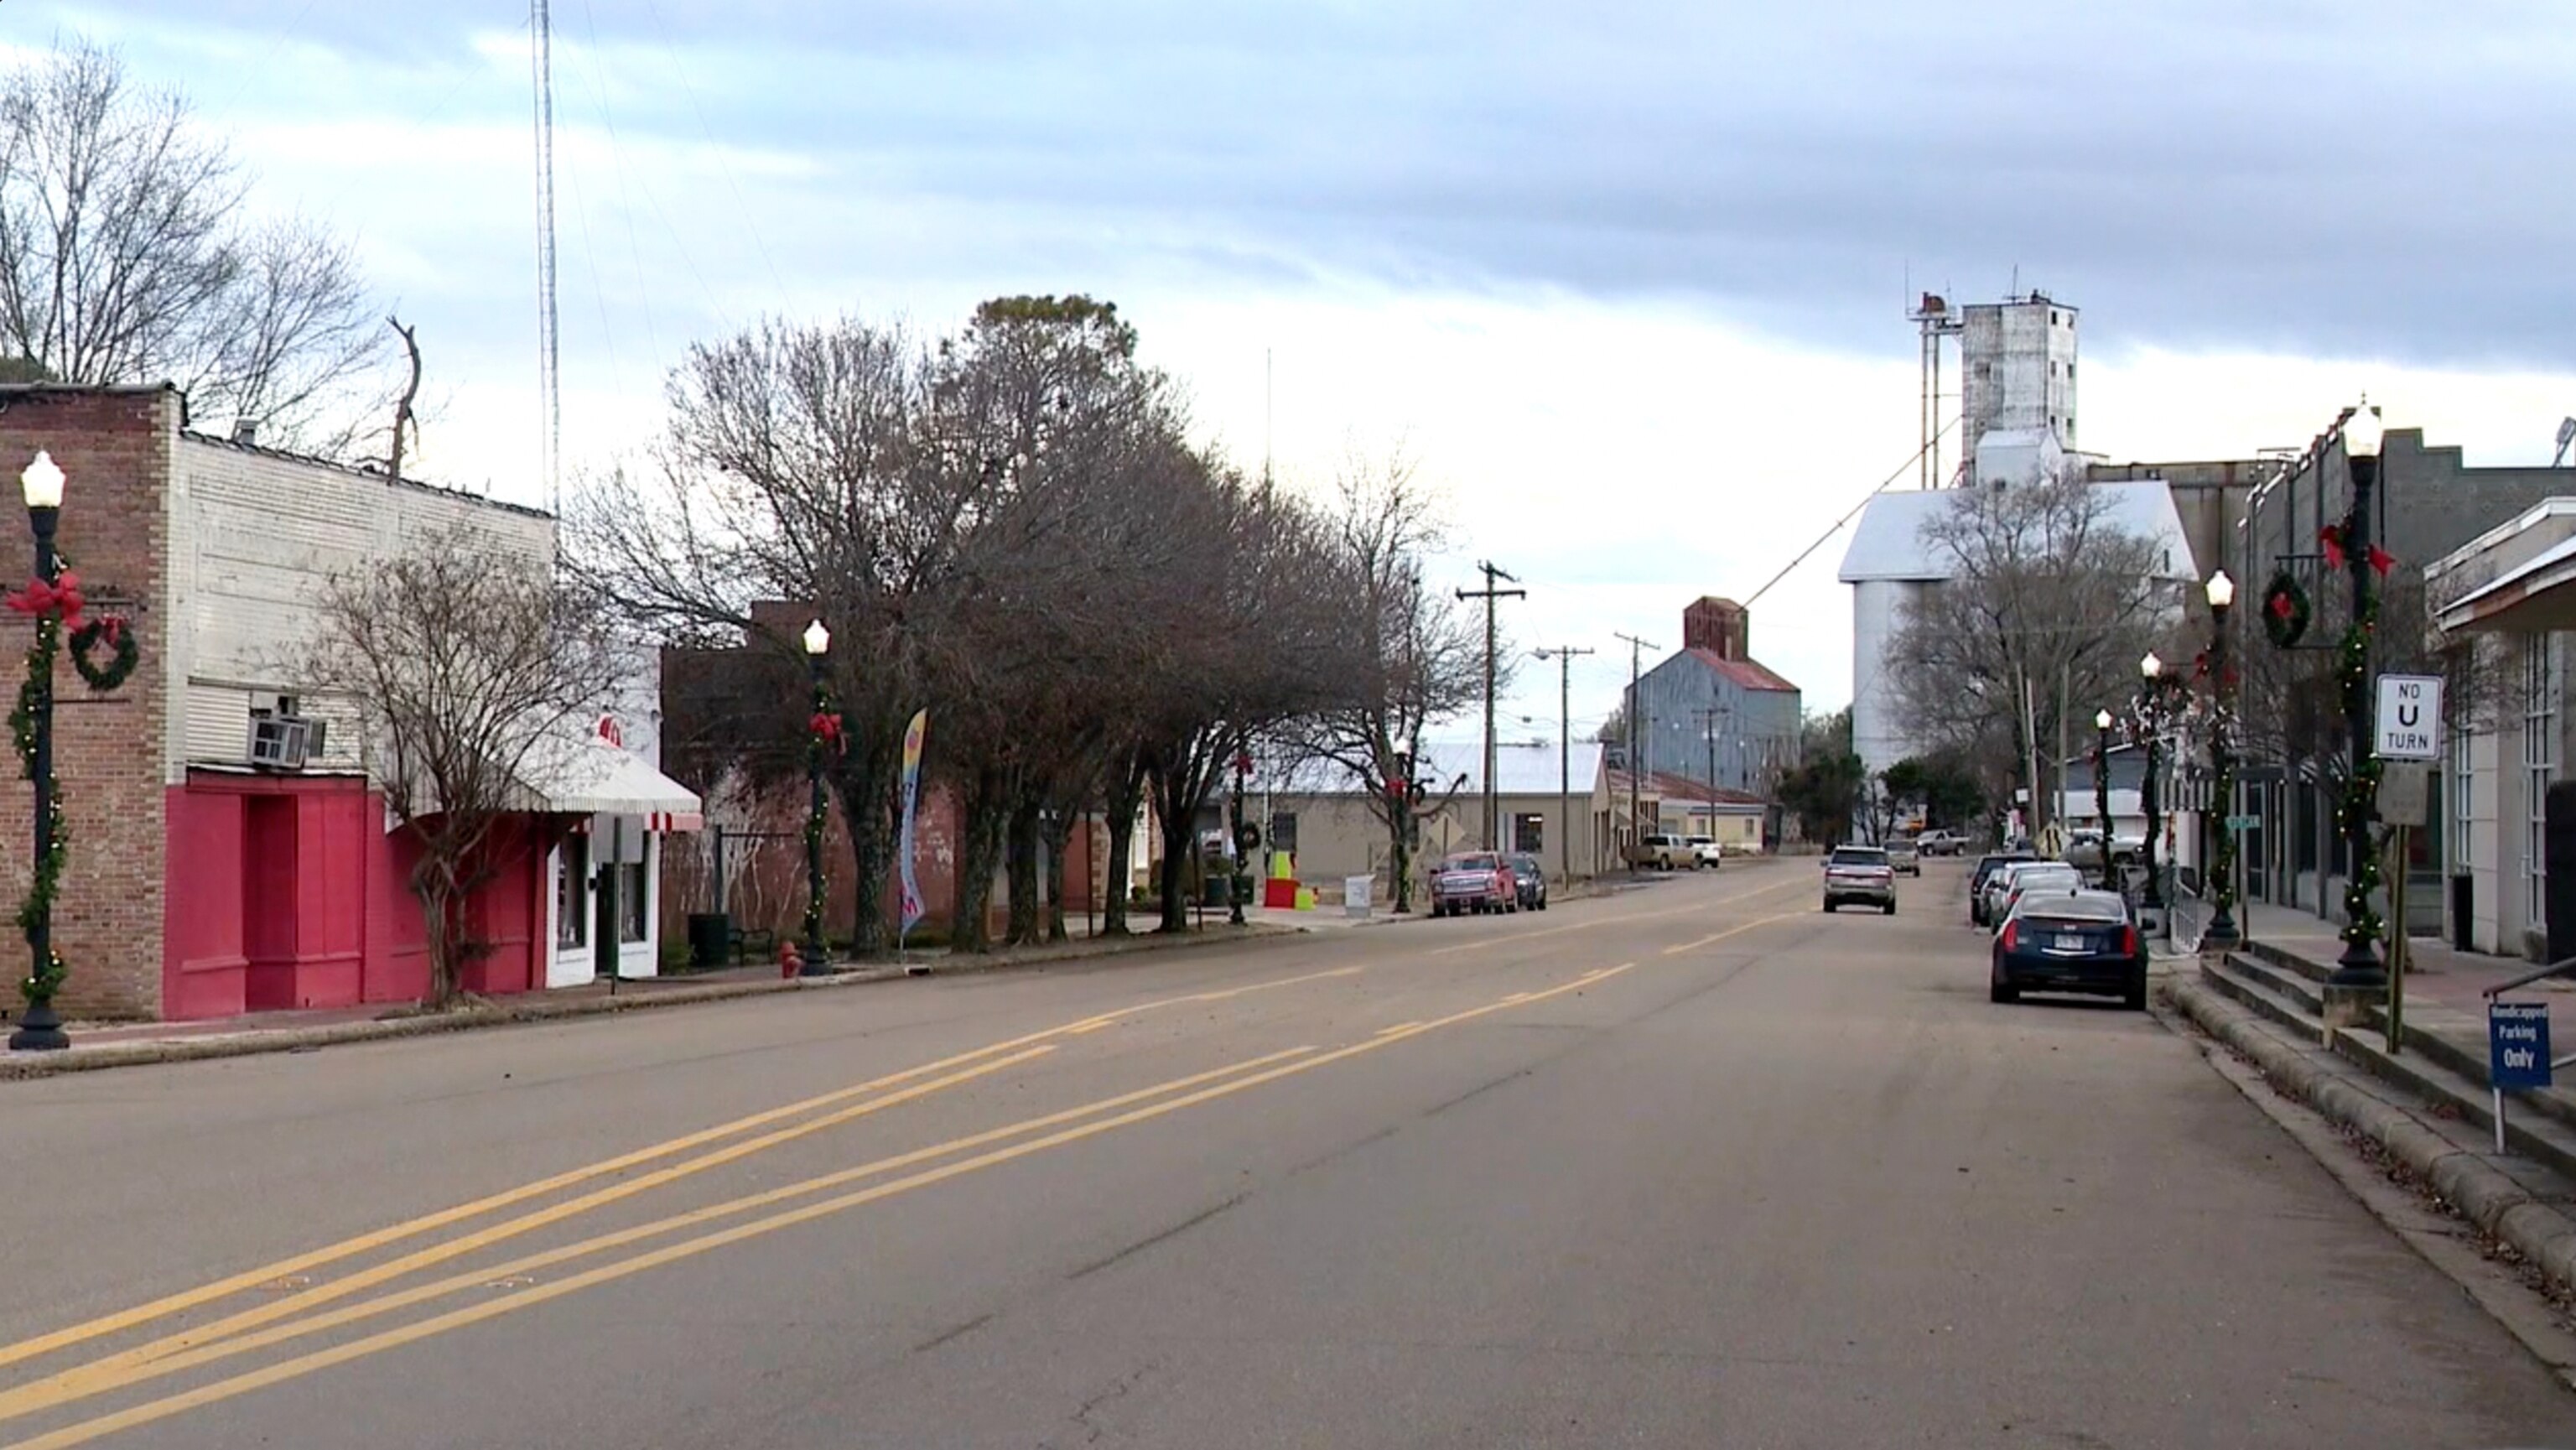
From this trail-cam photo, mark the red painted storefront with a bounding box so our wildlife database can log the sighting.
[163,771,553,1021]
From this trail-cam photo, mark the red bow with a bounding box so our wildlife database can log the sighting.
[2367,545,2396,579]
[4,569,83,625]
[2270,591,2295,621]
[2319,525,2346,572]
[809,711,844,751]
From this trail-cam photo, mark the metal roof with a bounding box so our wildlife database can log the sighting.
[1836,481,2199,585]
[1264,740,1604,798]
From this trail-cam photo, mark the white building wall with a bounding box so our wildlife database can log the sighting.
[1850,577,1924,780]
[1961,296,2079,480]
[166,436,556,786]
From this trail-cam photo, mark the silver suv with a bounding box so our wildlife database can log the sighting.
[1822,846,1898,914]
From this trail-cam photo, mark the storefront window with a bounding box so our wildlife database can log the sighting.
[557,837,588,948]
[2453,716,2474,874]
[620,860,648,943]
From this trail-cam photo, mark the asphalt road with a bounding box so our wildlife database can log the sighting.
[5,858,2574,1449]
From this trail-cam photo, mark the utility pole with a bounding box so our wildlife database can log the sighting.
[1695,706,1728,839]
[1614,631,1657,866]
[1457,562,1525,851]
[1535,646,1595,884]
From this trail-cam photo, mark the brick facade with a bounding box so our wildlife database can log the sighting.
[0,387,177,1021]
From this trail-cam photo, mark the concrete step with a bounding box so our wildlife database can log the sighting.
[2217,948,2576,1140]
[2242,937,2332,985]
[2201,954,2576,1182]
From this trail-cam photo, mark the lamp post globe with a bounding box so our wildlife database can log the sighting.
[2205,569,2234,610]
[21,451,64,510]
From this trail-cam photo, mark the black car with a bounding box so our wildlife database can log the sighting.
[1990,888,2146,1011]
[1505,853,1548,911]
[1967,851,2038,927]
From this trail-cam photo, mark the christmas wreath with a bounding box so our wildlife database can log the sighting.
[69,615,138,691]
[2261,570,2311,648]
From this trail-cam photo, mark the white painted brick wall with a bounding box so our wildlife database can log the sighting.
[166,437,555,783]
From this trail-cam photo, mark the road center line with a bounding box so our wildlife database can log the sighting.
[0,960,1373,1371]
[1,1047,1324,1422]
[7,965,1636,1450]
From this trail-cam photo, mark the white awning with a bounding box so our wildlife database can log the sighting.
[519,731,704,831]
[2438,532,2576,636]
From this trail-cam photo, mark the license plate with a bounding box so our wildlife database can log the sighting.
[2054,934,2086,951]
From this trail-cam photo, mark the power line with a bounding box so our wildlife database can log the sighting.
[1743,413,1960,609]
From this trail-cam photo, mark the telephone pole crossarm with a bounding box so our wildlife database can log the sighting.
[1457,561,1526,852]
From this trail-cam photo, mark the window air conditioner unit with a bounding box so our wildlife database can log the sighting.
[248,715,311,770]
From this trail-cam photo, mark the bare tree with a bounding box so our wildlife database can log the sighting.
[1280,450,1482,912]
[0,39,384,450]
[287,522,616,1007]
[1885,477,2175,831]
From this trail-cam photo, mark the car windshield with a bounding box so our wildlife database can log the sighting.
[2008,866,2080,890]
[1829,849,1888,866]
[1443,854,1498,871]
[2014,891,2127,922]
[1508,855,1540,875]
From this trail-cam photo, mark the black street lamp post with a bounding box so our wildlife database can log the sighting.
[2205,569,2242,950]
[2139,652,2169,915]
[799,619,832,977]
[2329,403,2388,989]
[1229,747,1252,927]
[2093,708,2115,883]
[8,451,65,1052]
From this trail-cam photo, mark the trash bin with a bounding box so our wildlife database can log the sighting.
[1202,873,1231,908]
[687,912,733,969]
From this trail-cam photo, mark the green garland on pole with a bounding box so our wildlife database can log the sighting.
[2334,590,2386,949]
[804,690,843,950]
[9,613,66,1006]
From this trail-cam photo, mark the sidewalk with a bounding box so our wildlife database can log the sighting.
[2237,898,2576,1015]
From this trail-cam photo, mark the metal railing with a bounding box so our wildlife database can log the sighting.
[2480,958,2576,1152]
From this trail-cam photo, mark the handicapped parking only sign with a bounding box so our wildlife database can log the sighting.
[2490,1000,2553,1090]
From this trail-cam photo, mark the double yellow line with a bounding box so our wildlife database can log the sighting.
[0,961,1631,1450]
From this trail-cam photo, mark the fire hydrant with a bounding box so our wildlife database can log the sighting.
[777,940,802,980]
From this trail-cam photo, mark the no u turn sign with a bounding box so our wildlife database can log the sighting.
[2375,674,2443,761]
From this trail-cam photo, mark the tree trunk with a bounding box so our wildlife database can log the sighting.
[1041,810,1077,943]
[1101,756,1145,936]
[1387,803,1415,913]
[829,727,903,955]
[1004,798,1041,946]
[949,767,1010,953]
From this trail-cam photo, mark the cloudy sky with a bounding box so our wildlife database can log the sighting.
[13,1,2576,739]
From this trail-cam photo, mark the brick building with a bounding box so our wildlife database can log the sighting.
[0,384,697,1024]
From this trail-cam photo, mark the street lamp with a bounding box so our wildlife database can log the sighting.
[1228,746,1252,927]
[2094,708,2115,881]
[8,452,65,1052]
[2204,569,2241,950]
[2330,401,2388,988]
[799,619,831,978]
[2139,652,2167,916]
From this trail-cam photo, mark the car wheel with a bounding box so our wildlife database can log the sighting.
[1990,970,2019,1005]
[2124,969,2149,1012]
[1883,901,1897,916]
[1821,899,1836,912]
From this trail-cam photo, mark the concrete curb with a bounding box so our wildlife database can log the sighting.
[2166,975,2576,1296]
[0,923,1308,1083]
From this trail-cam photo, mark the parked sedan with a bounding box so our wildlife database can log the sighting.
[1981,860,2082,931]
[1430,852,1517,917]
[1820,846,1897,914]
[1991,888,2147,1010]
[1505,852,1549,911]
[1968,851,2038,926]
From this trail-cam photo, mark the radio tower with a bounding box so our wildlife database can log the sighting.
[531,0,561,515]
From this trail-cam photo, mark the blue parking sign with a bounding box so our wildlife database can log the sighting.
[2490,1001,2553,1090]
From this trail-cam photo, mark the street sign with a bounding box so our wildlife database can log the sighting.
[2375,674,2443,761]
[2490,1000,2553,1090]
[2225,814,2259,831]
[2378,761,2431,828]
